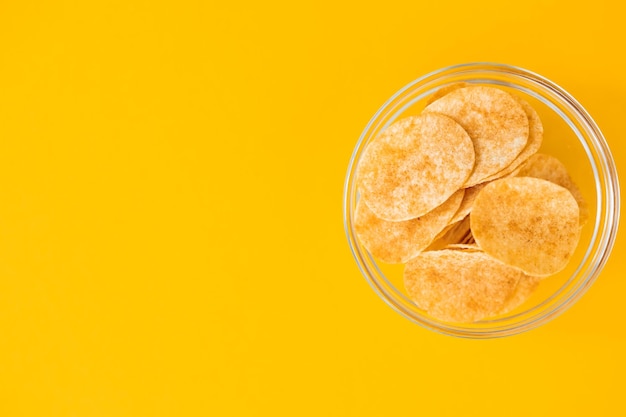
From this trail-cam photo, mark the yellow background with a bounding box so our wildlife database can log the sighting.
[0,0,624,415]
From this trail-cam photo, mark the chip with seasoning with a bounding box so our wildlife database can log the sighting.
[356,113,475,221]
[354,190,464,263]
[404,250,523,322]
[516,153,589,225]
[480,95,544,182]
[470,176,580,276]
[423,86,529,186]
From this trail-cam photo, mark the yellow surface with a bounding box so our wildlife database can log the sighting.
[0,0,624,416]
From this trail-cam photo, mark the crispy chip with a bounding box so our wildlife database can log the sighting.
[470,177,580,276]
[426,82,469,105]
[516,153,589,225]
[423,86,529,186]
[480,95,544,182]
[356,113,475,221]
[498,275,540,315]
[354,190,464,263]
[404,250,522,322]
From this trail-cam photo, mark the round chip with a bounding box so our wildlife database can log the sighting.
[470,177,581,276]
[516,153,589,225]
[356,113,475,221]
[480,95,543,182]
[354,190,464,263]
[423,86,529,186]
[498,275,540,315]
[426,82,469,105]
[404,250,523,322]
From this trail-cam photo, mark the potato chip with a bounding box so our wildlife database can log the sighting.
[404,250,522,322]
[426,82,469,105]
[498,275,540,315]
[423,86,529,186]
[354,190,464,263]
[470,177,580,276]
[356,113,475,221]
[480,95,543,182]
[516,153,589,225]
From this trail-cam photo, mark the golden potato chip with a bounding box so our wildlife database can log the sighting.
[426,215,471,250]
[470,177,580,276]
[354,190,464,263]
[404,250,522,322]
[426,82,469,105]
[480,95,543,182]
[448,183,486,225]
[516,153,589,225]
[356,113,475,221]
[498,275,540,315]
[423,86,529,186]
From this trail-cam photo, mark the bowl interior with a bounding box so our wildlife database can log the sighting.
[344,63,619,338]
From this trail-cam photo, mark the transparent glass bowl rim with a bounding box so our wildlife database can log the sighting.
[343,62,620,338]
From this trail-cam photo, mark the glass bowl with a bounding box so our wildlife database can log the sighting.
[343,62,620,338]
